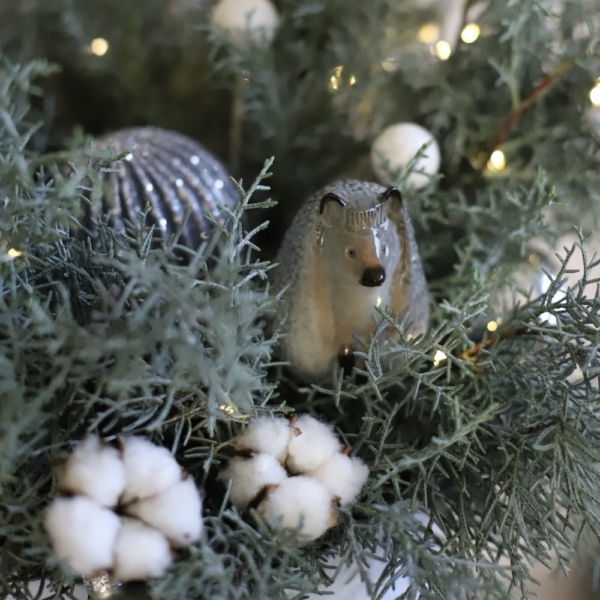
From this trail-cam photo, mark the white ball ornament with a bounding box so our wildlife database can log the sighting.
[371,122,441,190]
[212,0,279,43]
[45,496,121,577]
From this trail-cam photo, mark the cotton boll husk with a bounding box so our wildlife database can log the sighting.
[126,476,202,546]
[57,435,126,507]
[308,453,369,506]
[120,436,182,504]
[257,476,335,544]
[114,518,172,581]
[219,453,288,510]
[235,417,293,463]
[44,496,121,577]
[286,415,341,474]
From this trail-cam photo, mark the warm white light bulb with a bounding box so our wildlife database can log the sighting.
[487,150,506,171]
[486,321,498,332]
[417,23,440,44]
[433,40,452,61]
[460,23,480,44]
[590,84,600,107]
[90,38,109,56]
[433,350,447,366]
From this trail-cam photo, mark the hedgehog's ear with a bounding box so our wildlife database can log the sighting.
[381,186,402,205]
[319,192,346,226]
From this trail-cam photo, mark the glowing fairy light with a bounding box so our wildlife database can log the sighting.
[417,23,440,44]
[349,74,357,86]
[460,23,480,44]
[329,66,343,92]
[90,38,109,57]
[487,150,506,172]
[7,248,22,258]
[590,81,600,106]
[433,349,447,366]
[486,321,498,332]
[433,40,452,61]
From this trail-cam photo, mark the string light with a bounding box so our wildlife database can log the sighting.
[590,80,600,106]
[329,66,343,92]
[349,74,357,86]
[460,23,480,44]
[89,38,109,57]
[417,23,440,44]
[487,150,506,171]
[433,349,447,366]
[7,248,22,259]
[433,40,452,61]
[486,321,498,332]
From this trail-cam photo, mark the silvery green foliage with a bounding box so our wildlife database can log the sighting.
[1,0,600,597]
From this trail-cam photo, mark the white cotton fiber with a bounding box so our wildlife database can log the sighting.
[286,415,340,474]
[257,475,334,544]
[44,496,121,577]
[308,453,369,506]
[235,417,293,463]
[57,435,126,507]
[126,476,203,546]
[219,453,288,510]
[120,436,182,504]
[114,518,172,581]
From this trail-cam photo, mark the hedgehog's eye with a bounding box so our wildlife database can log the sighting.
[382,243,388,256]
[346,248,357,258]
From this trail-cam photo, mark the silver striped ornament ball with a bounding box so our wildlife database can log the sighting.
[91,127,240,248]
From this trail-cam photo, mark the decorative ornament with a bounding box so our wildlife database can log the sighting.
[371,123,441,190]
[271,180,429,381]
[586,105,600,140]
[211,0,279,43]
[219,415,369,545]
[90,127,240,249]
[45,435,203,584]
[492,248,561,325]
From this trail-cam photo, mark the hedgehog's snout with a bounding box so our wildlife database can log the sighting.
[360,266,385,287]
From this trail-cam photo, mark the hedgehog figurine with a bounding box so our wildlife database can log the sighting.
[271,179,429,381]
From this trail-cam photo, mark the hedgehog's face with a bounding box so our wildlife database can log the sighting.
[322,219,398,288]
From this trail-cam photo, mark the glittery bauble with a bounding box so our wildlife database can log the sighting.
[84,572,152,600]
[90,127,240,249]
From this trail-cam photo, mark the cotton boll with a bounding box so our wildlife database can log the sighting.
[120,436,182,504]
[286,415,341,474]
[45,496,121,577]
[235,417,293,463]
[257,476,335,544]
[114,518,172,581]
[126,476,202,546]
[57,435,126,507]
[219,453,288,510]
[308,453,369,506]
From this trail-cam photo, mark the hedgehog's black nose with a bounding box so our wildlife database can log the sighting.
[360,266,386,287]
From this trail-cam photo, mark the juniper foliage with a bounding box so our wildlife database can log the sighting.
[1,1,600,599]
